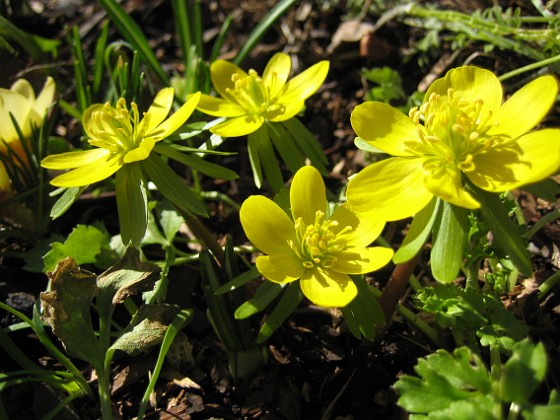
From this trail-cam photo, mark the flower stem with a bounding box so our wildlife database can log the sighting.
[498,54,560,81]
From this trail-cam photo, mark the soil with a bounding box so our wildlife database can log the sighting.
[1,1,560,419]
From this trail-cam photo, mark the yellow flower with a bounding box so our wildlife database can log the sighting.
[347,66,560,221]
[197,52,329,137]
[240,165,393,307]
[41,89,200,187]
[0,77,56,191]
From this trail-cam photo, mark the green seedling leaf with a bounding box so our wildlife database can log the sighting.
[109,303,179,356]
[341,277,385,340]
[431,202,468,283]
[43,224,111,273]
[523,390,560,420]
[142,154,207,217]
[500,339,547,404]
[214,265,261,295]
[235,281,284,319]
[470,187,532,276]
[160,208,185,243]
[50,186,87,219]
[0,15,59,58]
[96,247,161,308]
[394,346,494,416]
[257,283,303,342]
[394,197,441,264]
[40,258,102,366]
[116,162,148,246]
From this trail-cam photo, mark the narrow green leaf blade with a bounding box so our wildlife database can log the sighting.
[115,163,148,246]
[257,283,303,343]
[234,281,284,319]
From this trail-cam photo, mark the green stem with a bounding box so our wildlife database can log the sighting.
[490,344,502,381]
[538,270,560,300]
[498,54,560,81]
[527,209,560,239]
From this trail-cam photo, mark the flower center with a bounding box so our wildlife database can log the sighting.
[226,70,285,117]
[293,210,351,269]
[405,89,508,173]
[87,99,146,154]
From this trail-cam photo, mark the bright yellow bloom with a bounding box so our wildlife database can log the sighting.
[197,52,329,137]
[0,77,55,191]
[41,89,200,187]
[347,66,560,221]
[240,165,393,307]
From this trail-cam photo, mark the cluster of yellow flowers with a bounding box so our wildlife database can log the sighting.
[5,54,558,308]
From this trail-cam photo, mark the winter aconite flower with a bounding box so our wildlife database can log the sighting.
[0,77,55,193]
[240,165,393,307]
[41,89,206,246]
[42,89,200,187]
[347,66,560,221]
[197,53,330,191]
[197,52,329,137]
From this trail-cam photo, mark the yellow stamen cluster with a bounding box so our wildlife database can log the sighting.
[226,70,285,118]
[292,211,351,269]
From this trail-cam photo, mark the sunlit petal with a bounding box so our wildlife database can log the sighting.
[124,137,156,163]
[211,60,248,100]
[142,87,174,134]
[280,60,329,103]
[333,246,393,274]
[262,52,291,98]
[290,165,326,225]
[256,254,304,283]
[41,148,110,170]
[468,128,560,192]
[210,114,264,137]
[351,102,418,156]
[10,79,34,100]
[489,75,558,139]
[267,100,304,122]
[33,77,56,119]
[300,268,357,307]
[240,195,295,255]
[49,153,123,187]
[331,203,385,248]
[423,166,480,209]
[151,92,201,138]
[347,157,432,221]
[0,89,32,141]
[196,94,246,117]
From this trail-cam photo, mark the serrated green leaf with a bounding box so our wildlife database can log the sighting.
[234,281,284,319]
[43,225,111,273]
[394,197,440,264]
[431,202,468,283]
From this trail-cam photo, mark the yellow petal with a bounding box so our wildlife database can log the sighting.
[489,75,558,139]
[48,153,123,187]
[0,88,32,141]
[468,128,560,192]
[240,195,296,255]
[141,87,174,135]
[150,91,200,138]
[333,246,393,274]
[427,66,502,117]
[331,202,385,248]
[210,114,264,137]
[351,102,418,156]
[10,79,34,100]
[300,268,357,307]
[346,157,432,221]
[280,60,329,104]
[196,94,246,117]
[290,165,326,226]
[262,52,291,98]
[267,100,304,122]
[123,137,156,163]
[211,60,248,100]
[256,254,304,283]
[33,77,56,120]
[41,148,110,170]
[423,165,480,209]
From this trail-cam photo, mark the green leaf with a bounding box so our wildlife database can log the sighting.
[50,186,87,219]
[116,162,148,246]
[234,281,284,319]
[98,0,169,84]
[109,303,179,356]
[431,202,468,283]
[257,283,303,342]
[470,186,532,276]
[282,118,328,174]
[155,143,238,180]
[500,339,547,404]
[0,15,59,58]
[522,178,560,203]
[394,197,441,264]
[159,208,184,243]
[341,276,385,340]
[248,126,284,192]
[141,154,207,217]
[43,225,111,273]
[266,122,305,174]
[40,258,102,366]
[214,265,261,295]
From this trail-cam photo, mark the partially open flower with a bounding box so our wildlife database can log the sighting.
[240,165,393,307]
